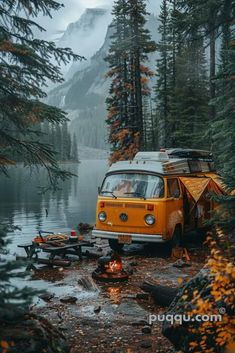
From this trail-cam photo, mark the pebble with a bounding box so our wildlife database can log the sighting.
[131,320,149,326]
[142,325,152,334]
[39,293,54,302]
[140,340,152,348]
[60,296,77,304]
[94,305,101,314]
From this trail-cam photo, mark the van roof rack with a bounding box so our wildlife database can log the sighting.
[109,149,215,175]
[166,148,213,161]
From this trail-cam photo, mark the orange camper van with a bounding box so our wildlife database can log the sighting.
[92,149,224,251]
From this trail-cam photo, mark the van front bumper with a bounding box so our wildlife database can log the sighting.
[92,230,165,243]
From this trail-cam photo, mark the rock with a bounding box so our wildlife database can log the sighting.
[39,292,54,302]
[131,320,149,327]
[94,305,101,314]
[140,340,152,348]
[60,296,77,304]
[142,325,152,334]
[0,313,69,353]
[115,301,148,317]
[172,259,192,268]
[162,269,211,352]
[78,276,99,291]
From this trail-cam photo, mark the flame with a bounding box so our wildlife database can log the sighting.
[106,259,122,273]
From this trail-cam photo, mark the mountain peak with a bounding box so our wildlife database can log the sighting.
[61,8,108,37]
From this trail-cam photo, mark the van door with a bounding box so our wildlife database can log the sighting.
[165,178,184,239]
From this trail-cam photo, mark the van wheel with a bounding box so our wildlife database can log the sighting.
[168,226,182,249]
[108,239,124,252]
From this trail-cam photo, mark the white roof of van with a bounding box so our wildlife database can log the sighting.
[107,159,191,175]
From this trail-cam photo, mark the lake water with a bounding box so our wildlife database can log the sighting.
[0,160,107,253]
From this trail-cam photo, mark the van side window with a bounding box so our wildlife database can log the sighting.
[167,179,180,198]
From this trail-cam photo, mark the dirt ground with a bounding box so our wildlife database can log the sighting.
[33,238,208,353]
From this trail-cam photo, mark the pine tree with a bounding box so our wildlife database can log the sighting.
[176,0,226,123]
[128,0,157,149]
[0,0,83,184]
[211,1,235,233]
[61,122,71,161]
[0,0,83,322]
[71,133,79,162]
[155,0,172,148]
[155,0,210,149]
[170,33,209,148]
[106,0,156,163]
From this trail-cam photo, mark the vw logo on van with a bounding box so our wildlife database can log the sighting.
[119,213,128,222]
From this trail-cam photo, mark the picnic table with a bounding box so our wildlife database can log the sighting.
[17,239,95,268]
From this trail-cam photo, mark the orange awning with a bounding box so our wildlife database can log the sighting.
[209,173,226,193]
[179,177,210,202]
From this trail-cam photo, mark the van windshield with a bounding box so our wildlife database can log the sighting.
[100,173,164,199]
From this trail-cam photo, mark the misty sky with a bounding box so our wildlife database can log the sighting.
[38,0,161,39]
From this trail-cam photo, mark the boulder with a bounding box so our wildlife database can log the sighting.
[162,269,211,351]
[0,314,69,353]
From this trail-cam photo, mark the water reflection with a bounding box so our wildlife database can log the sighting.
[0,160,107,252]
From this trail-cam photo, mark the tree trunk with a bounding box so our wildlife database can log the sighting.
[209,25,216,122]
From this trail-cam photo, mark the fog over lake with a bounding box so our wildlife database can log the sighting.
[0,160,107,253]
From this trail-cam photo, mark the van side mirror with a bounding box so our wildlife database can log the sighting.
[98,186,101,194]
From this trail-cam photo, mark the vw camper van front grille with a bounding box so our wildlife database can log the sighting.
[104,202,145,209]
[125,204,145,209]
[105,202,123,207]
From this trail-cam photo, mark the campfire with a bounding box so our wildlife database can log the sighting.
[92,252,129,282]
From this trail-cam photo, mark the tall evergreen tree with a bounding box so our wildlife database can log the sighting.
[0,0,83,322]
[155,0,210,149]
[211,2,235,233]
[155,0,172,148]
[170,33,209,148]
[71,133,79,162]
[106,0,156,163]
[0,0,83,183]
[177,0,227,122]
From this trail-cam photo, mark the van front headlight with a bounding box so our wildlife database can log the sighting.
[145,214,155,225]
[98,211,107,222]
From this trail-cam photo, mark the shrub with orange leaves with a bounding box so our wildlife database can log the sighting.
[187,230,235,353]
[162,229,235,353]
[0,340,15,353]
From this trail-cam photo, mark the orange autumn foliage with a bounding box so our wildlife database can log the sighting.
[0,341,15,353]
[188,230,235,353]
[109,130,140,164]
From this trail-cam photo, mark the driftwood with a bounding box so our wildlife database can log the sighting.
[140,281,179,307]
